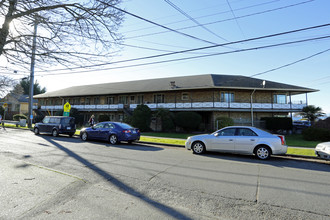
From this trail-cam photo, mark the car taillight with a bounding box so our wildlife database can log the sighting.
[277,135,285,145]
[122,130,131,134]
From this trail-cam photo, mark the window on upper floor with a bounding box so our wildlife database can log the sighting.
[130,96,135,103]
[119,96,128,104]
[154,94,165,103]
[94,97,100,105]
[85,98,90,105]
[181,93,189,101]
[273,94,287,104]
[107,96,115,104]
[137,95,144,104]
[220,92,235,102]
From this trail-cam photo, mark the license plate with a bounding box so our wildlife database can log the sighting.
[67,127,71,130]
[132,130,136,133]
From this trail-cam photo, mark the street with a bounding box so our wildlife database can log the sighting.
[1,128,330,220]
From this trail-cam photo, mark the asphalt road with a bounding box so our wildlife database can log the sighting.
[1,128,329,220]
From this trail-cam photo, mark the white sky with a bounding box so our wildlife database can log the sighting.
[3,0,330,113]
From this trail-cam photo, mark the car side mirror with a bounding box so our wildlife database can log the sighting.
[214,133,219,137]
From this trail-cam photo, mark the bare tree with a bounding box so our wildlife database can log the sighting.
[0,0,123,72]
[0,75,15,96]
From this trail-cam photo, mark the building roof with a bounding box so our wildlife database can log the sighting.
[34,74,318,98]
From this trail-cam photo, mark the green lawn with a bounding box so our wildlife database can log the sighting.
[285,134,319,148]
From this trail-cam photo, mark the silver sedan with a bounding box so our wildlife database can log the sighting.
[315,142,330,160]
[185,126,287,160]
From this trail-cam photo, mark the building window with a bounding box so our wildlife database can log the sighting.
[273,94,287,104]
[220,92,234,102]
[154,94,165,103]
[85,98,90,105]
[130,96,135,103]
[110,114,115,121]
[74,98,80,105]
[181,93,189,101]
[107,96,115,104]
[137,95,144,104]
[119,96,128,104]
[93,97,100,105]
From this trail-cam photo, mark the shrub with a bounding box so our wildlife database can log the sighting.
[302,127,330,141]
[131,104,152,131]
[13,114,28,121]
[174,112,202,132]
[215,117,234,129]
[99,115,110,122]
[314,117,330,130]
[154,108,175,132]
[262,117,293,131]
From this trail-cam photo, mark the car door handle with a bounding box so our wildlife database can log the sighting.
[229,139,234,141]
[250,139,255,141]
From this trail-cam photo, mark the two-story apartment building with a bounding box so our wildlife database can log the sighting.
[33,74,317,130]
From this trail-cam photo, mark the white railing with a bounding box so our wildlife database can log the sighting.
[39,102,306,111]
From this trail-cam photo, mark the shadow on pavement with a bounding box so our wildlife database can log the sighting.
[198,151,330,172]
[42,136,191,220]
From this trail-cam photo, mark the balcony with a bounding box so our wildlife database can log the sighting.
[39,102,306,112]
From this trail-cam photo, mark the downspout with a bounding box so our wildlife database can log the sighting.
[251,89,256,127]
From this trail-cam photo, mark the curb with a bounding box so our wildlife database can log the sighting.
[139,141,327,162]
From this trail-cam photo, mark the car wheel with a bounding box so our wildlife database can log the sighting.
[34,127,39,135]
[255,146,271,160]
[109,134,118,145]
[52,129,58,137]
[192,141,206,154]
[81,132,88,141]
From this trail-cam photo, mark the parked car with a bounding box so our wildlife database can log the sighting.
[34,116,76,137]
[315,142,330,160]
[185,126,287,160]
[80,121,140,144]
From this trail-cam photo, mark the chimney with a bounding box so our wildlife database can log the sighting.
[170,81,176,89]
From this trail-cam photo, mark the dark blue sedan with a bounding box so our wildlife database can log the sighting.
[80,122,140,144]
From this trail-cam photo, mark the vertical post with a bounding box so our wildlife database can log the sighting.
[251,89,256,127]
[28,18,38,128]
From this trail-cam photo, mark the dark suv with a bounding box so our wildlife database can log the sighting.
[34,116,76,137]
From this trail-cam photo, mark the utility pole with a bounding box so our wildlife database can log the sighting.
[28,18,38,128]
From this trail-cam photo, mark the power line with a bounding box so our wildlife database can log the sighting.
[33,23,330,73]
[126,0,315,40]
[35,35,330,76]
[124,0,282,34]
[164,0,229,42]
[251,48,330,77]
[225,0,245,38]
[109,4,219,45]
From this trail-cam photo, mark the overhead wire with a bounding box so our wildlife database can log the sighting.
[34,35,330,76]
[164,0,229,42]
[32,23,330,73]
[126,0,315,40]
[251,48,330,77]
[108,4,220,45]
